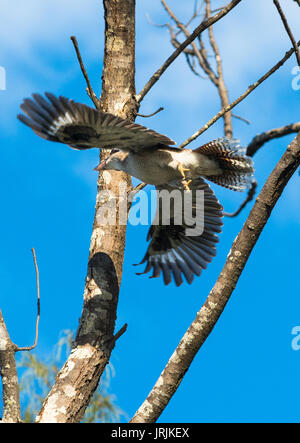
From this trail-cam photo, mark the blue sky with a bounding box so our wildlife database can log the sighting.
[0,0,300,423]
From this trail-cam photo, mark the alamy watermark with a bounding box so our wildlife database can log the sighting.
[0,66,6,90]
[95,181,205,236]
[291,66,300,91]
[291,326,300,351]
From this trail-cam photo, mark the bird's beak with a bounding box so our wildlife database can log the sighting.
[94,160,106,171]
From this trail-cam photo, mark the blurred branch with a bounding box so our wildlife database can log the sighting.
[136,0,243,103]
[130,132,300,423]
[178,40,300,148]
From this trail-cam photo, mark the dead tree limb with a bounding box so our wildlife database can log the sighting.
[130,131,300,423]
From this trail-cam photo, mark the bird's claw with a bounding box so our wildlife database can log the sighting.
[182,179,192,191]
[178,163,189,176]
[178,163,191,190]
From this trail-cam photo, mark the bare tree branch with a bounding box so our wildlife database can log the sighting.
[223,180,257,217]
[178,40,300,148]
[232,113,251,125]
[0,247,43,422]
[223,119,300,218]
[205,0,233,137]
[273,0,300,67]
[70,36,101,109]
[161,0,219,87]
[130,131,300,423]
[137,107,164,118]
[136,0,243,103]
[247,122,300,157]
[161,0,233,137]
[16,248,40,352]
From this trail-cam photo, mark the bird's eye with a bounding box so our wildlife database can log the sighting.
[110,149,119,154]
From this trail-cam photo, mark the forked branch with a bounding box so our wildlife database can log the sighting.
[178,41,300,149]
[136,0,243,103]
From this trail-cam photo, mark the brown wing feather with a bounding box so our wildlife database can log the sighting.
[135,178,223,286]
[18,93,176,151]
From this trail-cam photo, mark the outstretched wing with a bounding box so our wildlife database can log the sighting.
[135,178,223,286]
[17,93,175,151]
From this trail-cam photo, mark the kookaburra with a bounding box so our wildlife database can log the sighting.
[18,93,254,286]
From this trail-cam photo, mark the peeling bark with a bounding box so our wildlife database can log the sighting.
[37,0,137,423]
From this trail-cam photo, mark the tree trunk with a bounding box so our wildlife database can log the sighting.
[36,0,137,423]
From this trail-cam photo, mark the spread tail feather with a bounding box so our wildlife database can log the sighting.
[194,137,255,191]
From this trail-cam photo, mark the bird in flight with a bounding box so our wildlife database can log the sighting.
[18,93,254,286]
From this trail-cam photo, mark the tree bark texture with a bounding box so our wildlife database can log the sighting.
[0,311,21,423]
[37,0,137,423]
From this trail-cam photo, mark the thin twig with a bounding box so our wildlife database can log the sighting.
[131,182,147,195]
[137,107,164,118]
[178,40,300,149]
[162,24,208,78]
[232,113,251,125]
[16,248,40,352]
[223,180,257,217]
[70,36,100,109]
[113,323,128,342]
[273,0,300,67]
[127,182,147,212]
[102,323,128,349]
[136,0,242,103]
